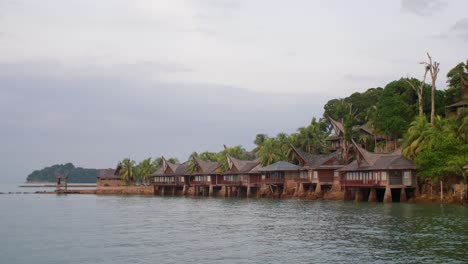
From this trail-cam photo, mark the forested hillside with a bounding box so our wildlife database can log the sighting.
[26,163,99,183]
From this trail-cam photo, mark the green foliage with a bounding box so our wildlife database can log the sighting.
[445,61,468,104]
[290,118,330,154]
[26,163,99,183]
[135,158,155,182]
[199,151,219,162]
[253,118,330,166]
[372,94,413,138]
[187,152,199,174]
[255,136,289,166]
[323,88,383,125]
[217,146,252,171]
[119,158,136,183]
[403,115,468,180]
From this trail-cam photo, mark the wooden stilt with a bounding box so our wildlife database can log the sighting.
[368,188,377,202]
[355,188,364,202]
[384,185,392,203]
[400,187,407,202]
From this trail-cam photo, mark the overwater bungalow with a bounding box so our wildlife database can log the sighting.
[258,161,305,197]
[290,146,344,196]
[96,165,121,188]
[219,156,261,197]
[187,157,222,196]
[338,141,417,202]
[151,158,188,196]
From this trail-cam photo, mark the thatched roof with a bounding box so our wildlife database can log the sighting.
[258,161,303,172]
[329,117,345,135]
[150,157,186,177]
[226,155,260,174]
[338,141,415,172]
[97,169,120,179]
[290,145,342,169]
[193,157,220,174]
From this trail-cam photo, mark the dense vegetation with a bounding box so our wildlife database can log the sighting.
[115,58,468,186]
[26,163,99,183]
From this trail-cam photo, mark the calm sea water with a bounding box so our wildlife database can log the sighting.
[0,184,467,264]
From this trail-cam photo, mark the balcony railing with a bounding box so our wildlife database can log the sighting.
[153,181,185,186]
[260,178,285,184]
[342,180,383,186]
[190,181,211,186]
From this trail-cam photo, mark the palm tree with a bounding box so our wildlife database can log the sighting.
[119,158,136,184]
[136,158,153,184]
[255,138,285,166]
[187,152,199,174]
[402,116,433,160]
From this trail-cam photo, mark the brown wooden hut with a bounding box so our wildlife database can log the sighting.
[151,157,188,196]
[187,157,222,196]
[96,167,121,188]
[290,146,344,196]
[258,161,306,197]
[218,155,261,197]
[338,141,417,203]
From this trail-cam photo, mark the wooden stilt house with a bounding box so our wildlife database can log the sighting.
[258,161,306,197]
[188,157,222,196]
[338,141,417,202]
[290,146,344,195]
[151,157,188,196]
[219,156,261,198]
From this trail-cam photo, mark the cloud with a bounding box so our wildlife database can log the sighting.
[0,60,326,182]
[401,0,447,16]
[450,17,468,31]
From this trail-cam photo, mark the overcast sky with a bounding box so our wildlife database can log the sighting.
[1,0,467,182]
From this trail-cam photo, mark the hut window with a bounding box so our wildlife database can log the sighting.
[381,171,387,181]
[403,171,412,185]
[313,171,318,179]
[207,176,211,182]
[300,171,308,179]
[334,171,339,177]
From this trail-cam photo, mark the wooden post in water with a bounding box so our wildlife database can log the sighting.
[368,188,377,202]
[384,185,392,203]
[355,188,363,202]
[440,180,443,201]
[315,183,322,198]
[400,187,407,202]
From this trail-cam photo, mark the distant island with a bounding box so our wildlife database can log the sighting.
[26,163,103,183]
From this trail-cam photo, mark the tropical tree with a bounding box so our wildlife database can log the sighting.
[291,118,329,154]
[255,137,286,166]
[217,145,250,171]
[199,151,219,162]
[402,116,433,160]
[167,157,179,164]
[136,158,154,184]
[119,158,136,184]
[445,61,468,105]
[187,152,199,174]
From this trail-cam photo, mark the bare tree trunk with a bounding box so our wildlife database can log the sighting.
[423,53,440,123]
[406,67,429,116]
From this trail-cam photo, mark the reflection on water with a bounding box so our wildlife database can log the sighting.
[0,188,467,264]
